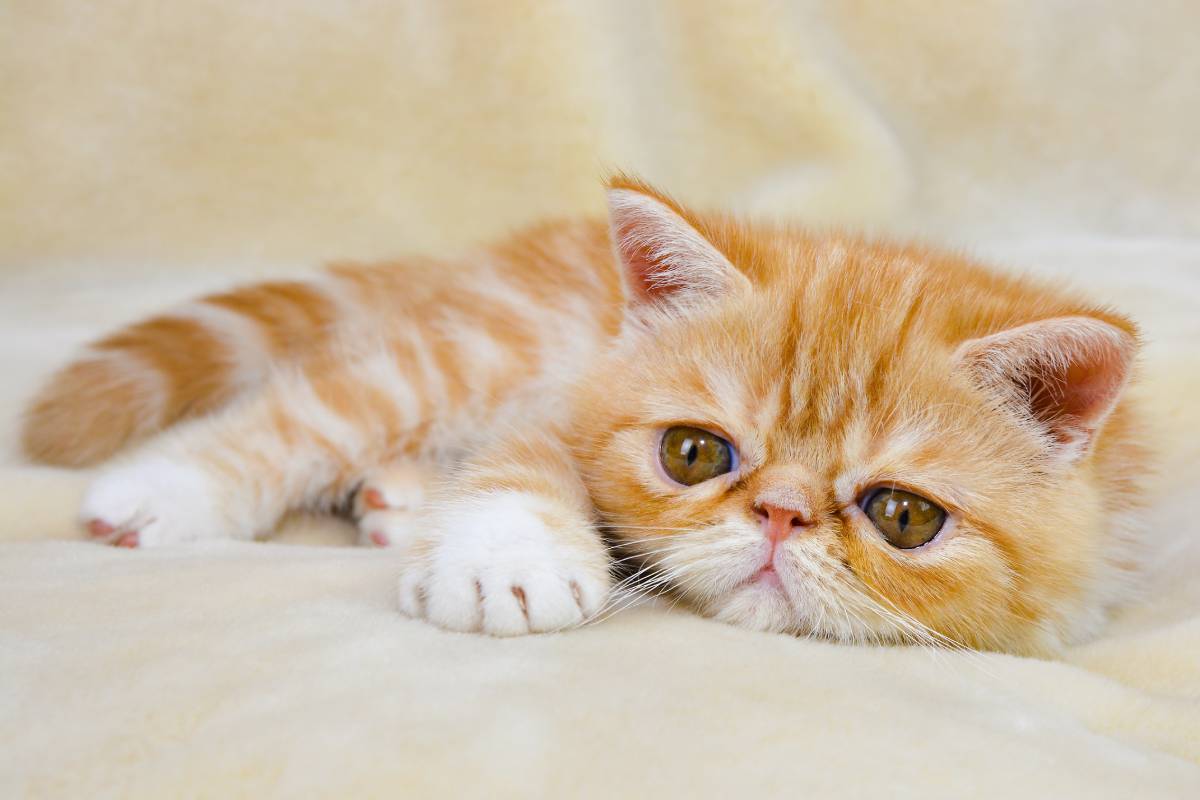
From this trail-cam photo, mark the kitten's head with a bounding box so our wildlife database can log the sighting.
[573,177,1145,655]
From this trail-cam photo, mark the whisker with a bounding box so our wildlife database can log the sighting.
[840,583,1001,679]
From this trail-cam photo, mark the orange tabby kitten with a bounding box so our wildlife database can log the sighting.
[22,176,1147,655]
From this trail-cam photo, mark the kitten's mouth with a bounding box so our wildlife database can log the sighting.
[747,539,787,590]
[753,566,782,592]
[750,562,783,588]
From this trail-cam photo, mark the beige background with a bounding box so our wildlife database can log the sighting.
[1,2,1199,797]
[3,0,1199,270]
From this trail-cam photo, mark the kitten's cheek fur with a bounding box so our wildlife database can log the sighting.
[398,492,611,636]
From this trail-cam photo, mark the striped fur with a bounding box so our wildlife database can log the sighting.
[23,176,1148,653]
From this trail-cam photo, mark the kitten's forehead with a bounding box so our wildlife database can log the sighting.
[632,231,1087,478]
[781,263,931,431]
[650,245,971,476]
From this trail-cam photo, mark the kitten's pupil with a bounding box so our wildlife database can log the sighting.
[685,441,698,466]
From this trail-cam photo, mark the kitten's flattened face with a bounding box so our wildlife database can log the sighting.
[577,252,1115,655]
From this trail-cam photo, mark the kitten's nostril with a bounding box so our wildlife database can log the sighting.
[755,502,812,543]
[754,504,807,524]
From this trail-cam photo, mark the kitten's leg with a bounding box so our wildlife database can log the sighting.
[80,351,422,547]
[399,427,612,636]
[351,461,435,549]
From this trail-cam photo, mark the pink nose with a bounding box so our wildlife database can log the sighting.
[755,502,811,544]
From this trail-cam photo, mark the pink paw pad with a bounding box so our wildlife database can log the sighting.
[362,488,388,511]
[368,530,390,547]
[115,532,139,548]
[87,519,115,538]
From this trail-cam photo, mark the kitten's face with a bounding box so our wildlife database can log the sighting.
[573,182,1141,655]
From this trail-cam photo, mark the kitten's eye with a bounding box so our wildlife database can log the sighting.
[659,426,735,486]
[862,488,946,549]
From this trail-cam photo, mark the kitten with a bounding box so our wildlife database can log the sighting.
[22,176,1147,655]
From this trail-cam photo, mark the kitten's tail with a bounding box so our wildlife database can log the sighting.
[22,277,343,466]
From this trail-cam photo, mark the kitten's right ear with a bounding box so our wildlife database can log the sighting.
[954,315,1137,463]
[606,179,750,312]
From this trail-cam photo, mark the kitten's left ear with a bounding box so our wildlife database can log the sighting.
[954,316,1138,462]
[606,179,750,312]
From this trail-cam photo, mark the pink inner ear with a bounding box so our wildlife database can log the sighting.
[606,187,748,308]
[611,215,685,302]
[957,316,1136,455]
[1025,356,1126,445]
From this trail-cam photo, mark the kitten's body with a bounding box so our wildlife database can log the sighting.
[22,178,1147,655]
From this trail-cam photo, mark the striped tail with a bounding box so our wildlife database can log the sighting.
[22,277,341,467]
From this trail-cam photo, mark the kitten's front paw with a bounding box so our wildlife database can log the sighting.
[81,455,235,547]
[398,492,611,636]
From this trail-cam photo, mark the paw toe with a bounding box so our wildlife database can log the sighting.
[353,464,430,519]
[397,571,427,619]
[424,575,484,633]
[570,574,610,619]
[362,487,389,511]
[479,581,530,636]
[357,509,420,550]
[524,578,585,632]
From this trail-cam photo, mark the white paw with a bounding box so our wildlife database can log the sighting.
[81,455,237,547]
[353,462,431,549]
[398,492,611,636]
[357,507,426,549]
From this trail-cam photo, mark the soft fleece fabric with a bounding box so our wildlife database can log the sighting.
[1,2,1198,797]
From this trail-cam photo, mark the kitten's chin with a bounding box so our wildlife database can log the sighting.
[709,581,797,635]
[705,567,862,642]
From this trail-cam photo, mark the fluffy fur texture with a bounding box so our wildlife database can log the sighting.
[22,177,1147,655]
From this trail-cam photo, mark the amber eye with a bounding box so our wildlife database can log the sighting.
[862,488,946,549]
[659,426,736,486]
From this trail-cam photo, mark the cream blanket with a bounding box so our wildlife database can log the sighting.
[2,2,1198,797]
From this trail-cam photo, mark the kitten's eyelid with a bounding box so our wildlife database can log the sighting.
[652,420,737,444]
[835,472,967,517]
[855,481,955,513]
